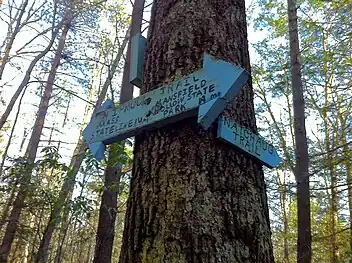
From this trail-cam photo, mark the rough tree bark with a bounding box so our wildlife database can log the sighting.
[118,0,274,262]
[0,14,72,263]
[287,0,311,262]
[93,1,145,261]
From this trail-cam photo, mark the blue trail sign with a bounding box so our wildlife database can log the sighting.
[217,116,281,168]
[130,34,146,88]
[83,54,249,161]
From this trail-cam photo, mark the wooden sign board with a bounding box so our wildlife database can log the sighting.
[84,54,249,161]
[217,116,281,168]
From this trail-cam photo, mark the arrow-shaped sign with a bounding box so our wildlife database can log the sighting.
[86,100,114,159]
[217,116,281,168]
[83,54,249,161]
[198,54,250,129]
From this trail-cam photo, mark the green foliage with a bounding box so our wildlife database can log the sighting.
[0,0,349,261]
[251,0,352,261]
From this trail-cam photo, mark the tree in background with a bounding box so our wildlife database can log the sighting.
[0,0,350,261]
[93,0,145,262]
[251,0,351,261]
[0,0,62,130]
[0,7,74,261]
[286,0,311,261]
[0,0,123,261]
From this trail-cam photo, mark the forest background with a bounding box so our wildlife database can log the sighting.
[0,0,351,262]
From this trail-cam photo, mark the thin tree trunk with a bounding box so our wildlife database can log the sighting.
[329,161,338,262]
[9,238,20,263]
[119,0,145,102]
[0,15,72,263]
[69,222,77,263]
[32,16,73,263]
[54,208,71,263]
[91,141,123,261]
[322,29,339,262]
[0,185,17,234]
[280,177,290,263]
[0,87,27,234]
[338,106,352,252]
[86,243,92,263]
[23,213,37,263]
[93,147,122,263]
[35,28,130,263]
[0,19,60,131]
[325,100,338,263]
[276,170,290,263]
[29,207,45,263]
[346,142,352,251]
[70,175,89,263]
[93,1,144,261]
[0,0,29,80]
[19,128,28,153]
[119,0,274,262]
[0,85,28,176]
[54,85,97,263]
[52,73,97,261]
[286,0,311,262]
[283,205,290,263]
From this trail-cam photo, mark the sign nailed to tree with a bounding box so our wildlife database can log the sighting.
[217,116,281,168]
[86,71,219,144]
[83,52,281,168]
[83,53,250,161]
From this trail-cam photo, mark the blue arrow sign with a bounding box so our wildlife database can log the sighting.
[198,54,250,129]
[83,54,249,161]
[217,116,281,168]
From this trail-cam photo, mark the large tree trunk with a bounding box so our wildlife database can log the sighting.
[118,1,274,262]
[0,15,72,263]
[286,0,311,262]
